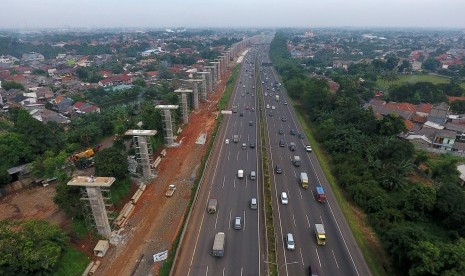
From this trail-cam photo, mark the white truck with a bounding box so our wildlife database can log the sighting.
[165,184,176,197]
[212,232,225,257]
[275,94,280,102]
[238,170,244,179]
[300,172,309,188]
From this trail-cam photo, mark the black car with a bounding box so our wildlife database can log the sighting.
[269,112,273,117]
[298,133,305,139]
[279,139,285,147]
[275,165,283,174]
[290,129,296,135]
[281,116,287,122]
[278,129,284,135]
[250,142,256,148]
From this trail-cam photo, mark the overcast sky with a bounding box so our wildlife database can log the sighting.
[2,0,465,29]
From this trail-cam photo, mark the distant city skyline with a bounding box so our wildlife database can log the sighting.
[1,0,465,29]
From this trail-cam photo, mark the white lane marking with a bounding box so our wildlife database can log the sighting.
[234,178,236,189]
[228,151,230,161]
[222,267,225,276]
[236,151,239,161]
[240,121,243,128]
[206,266,208,276]
[316,248,321,267]
[247,151,249,162]
[245,176,248,188]
[222,175,225,188]
[292,214,296,227]
[241,267,243,276]
[299,189,303,199]
[215,212,219,229]
[306,215,311,228]
[293,169,297,178]
[229,210,232,230]
[300,248,304,266]
[332,249,340,269]
[243,210,246,231]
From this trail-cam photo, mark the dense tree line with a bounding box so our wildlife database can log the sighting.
[388,82,464,104]
[270,32,465,275]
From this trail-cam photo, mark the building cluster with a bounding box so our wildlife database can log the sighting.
[288,29,465,73]
[0,29,250,124]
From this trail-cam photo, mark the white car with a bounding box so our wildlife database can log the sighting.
[306,145,312,152]
[281,192,289,205]
[272,106,275,110]
[225,139,230,144]
[266,104,270,109]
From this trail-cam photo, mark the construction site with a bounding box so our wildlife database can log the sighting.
[0,40,252,276]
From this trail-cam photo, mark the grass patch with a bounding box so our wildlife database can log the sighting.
[159,64,240,276]
[54,245,89,276]
[71,218,89,239]
[110,177,132,205]
[294,108,388,276]
[375,74,450,90]
[257,61,278,276]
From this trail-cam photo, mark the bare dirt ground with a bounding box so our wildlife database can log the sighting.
[0,184,66,225]
[97,72,231,276]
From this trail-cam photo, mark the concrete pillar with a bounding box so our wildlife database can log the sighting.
[174,89,193,125]
[86,186,112,238]
[155,105,179,147]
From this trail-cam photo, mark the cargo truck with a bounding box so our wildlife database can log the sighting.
[315,185,326,203]
[165,185,176,197]
[275,95,280,102]
[213,232,225,257]
[292,155,301,167]
[315,224,326,245]
[300,172,309,188]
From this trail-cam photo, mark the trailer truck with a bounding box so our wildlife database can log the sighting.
[212,232,225,257]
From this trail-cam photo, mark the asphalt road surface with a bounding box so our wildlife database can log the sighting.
[257,42,371,276]
[174,46,265,276]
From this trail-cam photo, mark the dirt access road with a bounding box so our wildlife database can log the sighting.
[97,68,234,276]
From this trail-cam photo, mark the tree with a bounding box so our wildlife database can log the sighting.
[0,80,24,91]
[94,147,128,180]
[0,220,68,274]
[408,241,442,276]
[422,57,440,71]
[435,183,465,235]
[402,183,436,221]
[31,150,70,182]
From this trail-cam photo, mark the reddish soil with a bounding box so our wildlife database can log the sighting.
[97,70,231,276]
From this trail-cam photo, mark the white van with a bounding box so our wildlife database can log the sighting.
[238,170,244,179]
[250,198,257,209]
[286,233,295,250]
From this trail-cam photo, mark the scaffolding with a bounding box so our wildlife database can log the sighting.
[68,176,116,239]
[125,130,157,178]
[155,105,179,146]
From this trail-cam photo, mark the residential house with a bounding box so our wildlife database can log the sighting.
[433,129,456,151]
[22,52,45,62]
[30,109,70,124]
[98,74,132,87]
[427,102,450,126]
[52,95,74,114]
[72,101,100,115]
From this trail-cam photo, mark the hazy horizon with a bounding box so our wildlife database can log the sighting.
[1,0,465,29]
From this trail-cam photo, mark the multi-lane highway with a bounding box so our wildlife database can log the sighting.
[174,37,371,276]
[174,46,265,276]
[257,42,371,276]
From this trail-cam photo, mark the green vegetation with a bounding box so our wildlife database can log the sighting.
[54,246,89,276]
[0,220,68,275]
[0,80,25,90]
[218,66,239,110]
[71,219,89,239]
[257,61,278,275]
[375,74,450,90]
[270,32,465,276]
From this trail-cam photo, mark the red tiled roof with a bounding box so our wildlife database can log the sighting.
[404,119,415,130]
[412,115,427,123]
[385,102,417,112]
[73,101,85,109]
[448,96,465,103]
[417,103,432,114]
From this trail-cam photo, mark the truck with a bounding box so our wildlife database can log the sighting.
[207,198,218,214]
[315,224,326,245]
[300,172,309,188]
[315,185,326,203]
[233,134,239,143]
[237,170,244,179]
[165,184,176,197]
[275,94,280,102]
[71,144,102,169]
[212,232,225,257]
[289,142,296,151]
[292,155,301,167]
